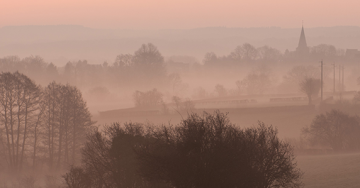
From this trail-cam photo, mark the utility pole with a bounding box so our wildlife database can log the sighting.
[332,63,335,94]
[339,65,342,100]
[321,60,323,102]
[342,65,345,93]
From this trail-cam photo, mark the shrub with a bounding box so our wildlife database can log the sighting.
[137,111,302,188]
[303,110,360,151]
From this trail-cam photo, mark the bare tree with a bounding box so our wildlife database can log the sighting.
[43,82,61,170]
[0,72,42,172]
[69,86,94,165]
[32,94,46,170]
[43,82,94,170]
[299,77,321,105]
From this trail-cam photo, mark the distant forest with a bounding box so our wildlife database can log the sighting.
[0,42,358,100]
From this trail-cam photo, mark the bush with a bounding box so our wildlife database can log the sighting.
[137,111,302,188]
[65,123,169,188]
[303,110,360,151]
[63,166,91,188]
[64,111,302,188]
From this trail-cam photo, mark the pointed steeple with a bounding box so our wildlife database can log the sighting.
[298,26,307,49]
[296,24,309,56]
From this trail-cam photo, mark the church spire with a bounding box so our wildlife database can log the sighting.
[296,24,309,56]
[298,25,307,49]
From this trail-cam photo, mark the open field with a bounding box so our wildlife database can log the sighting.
[95,105,318,138]
[297,152,360,188]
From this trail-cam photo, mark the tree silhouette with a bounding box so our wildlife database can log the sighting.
[79,123,169,188]
[137,111,302,188]
[133,88,163,107]
[0,72,42,172]
[43,82,93,170]
[133,43,166,82]
[299,77,321,105]
[303,110,360,151]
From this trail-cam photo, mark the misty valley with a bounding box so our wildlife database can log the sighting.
[1,27,360,188]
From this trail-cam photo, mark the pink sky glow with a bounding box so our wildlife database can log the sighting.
[1,0,359,29]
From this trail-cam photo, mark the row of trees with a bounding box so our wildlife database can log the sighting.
[0,56,58,86]
[204,44,282,66]
[0,43,347,91]
[0,43,353,103]
[0,72,93,173]
[0,43,167,90]
[64,111,302,188]
[203,43,349,67]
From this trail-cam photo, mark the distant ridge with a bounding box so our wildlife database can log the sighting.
[1,25,360,66]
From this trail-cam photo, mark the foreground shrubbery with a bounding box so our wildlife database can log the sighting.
[64,111,302,188]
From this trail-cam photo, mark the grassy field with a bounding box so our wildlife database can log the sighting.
[297,153,360,188]
[95,105,318,138]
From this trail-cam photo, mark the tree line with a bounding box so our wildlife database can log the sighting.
[64,111,302,188]
[0,72,93,174]
[1,42,355,92]
[0,43,167,90]
[203,43,352,67]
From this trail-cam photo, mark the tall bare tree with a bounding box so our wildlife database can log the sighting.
[42,82,93,170]
[0,72,42,172]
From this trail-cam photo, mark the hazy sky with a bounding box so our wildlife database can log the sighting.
[1,0,359,29]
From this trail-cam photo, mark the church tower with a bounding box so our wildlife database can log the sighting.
[296,25,309,57]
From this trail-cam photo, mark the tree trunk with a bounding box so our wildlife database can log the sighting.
[16,101,22,170]
[48,100,53,170]
[57,114,62,169]
[4,103,13,168]
[20,103,28,171]
[10,100,16,171]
